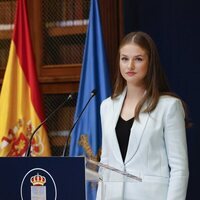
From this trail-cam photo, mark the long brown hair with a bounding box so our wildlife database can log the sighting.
[112,31,191,127]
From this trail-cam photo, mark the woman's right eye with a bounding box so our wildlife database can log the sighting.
[121,57,128,61]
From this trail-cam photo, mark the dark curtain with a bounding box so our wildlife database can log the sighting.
[123,0,200,199]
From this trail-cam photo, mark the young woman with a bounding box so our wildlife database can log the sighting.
[98,31,189,200]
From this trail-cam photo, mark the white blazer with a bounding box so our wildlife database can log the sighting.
[97,89,189,200]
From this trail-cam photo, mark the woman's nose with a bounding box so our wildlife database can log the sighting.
[128,60,135,69]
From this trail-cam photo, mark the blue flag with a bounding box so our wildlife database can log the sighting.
[69,0,111,159]
[69,1,111,198]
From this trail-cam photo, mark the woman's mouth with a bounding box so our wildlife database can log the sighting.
[126,72,136,76]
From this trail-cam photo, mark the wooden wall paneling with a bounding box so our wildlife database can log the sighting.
[27,0,81,94]
[16,0,124,94]
[99,0,124,88]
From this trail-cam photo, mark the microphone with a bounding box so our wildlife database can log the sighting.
[25,93,73,157]
[62,89,97,157]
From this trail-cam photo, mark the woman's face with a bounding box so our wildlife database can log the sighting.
[119,43,149,87]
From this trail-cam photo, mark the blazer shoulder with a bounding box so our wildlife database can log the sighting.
[101,93,123,108]
[101,96,112,110]
[158,95,182,106]
[157,95,185,116]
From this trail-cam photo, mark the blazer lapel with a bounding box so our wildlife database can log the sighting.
[109,88,150,165]
[125,105,150,164]
[110,89,127,164]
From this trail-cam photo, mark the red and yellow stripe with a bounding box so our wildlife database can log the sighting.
[0,0,50,156]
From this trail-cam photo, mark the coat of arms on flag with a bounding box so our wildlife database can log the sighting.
[0,118,45,156]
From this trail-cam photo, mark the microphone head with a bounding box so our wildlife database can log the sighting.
[91,89,97,96]
[68,93,76,101]
[68,93,73,100]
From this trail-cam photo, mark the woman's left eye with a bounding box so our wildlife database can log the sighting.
[135,57,143,62]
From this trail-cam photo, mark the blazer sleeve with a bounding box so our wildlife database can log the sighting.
[99,99,109,165]
[164,99,189,200]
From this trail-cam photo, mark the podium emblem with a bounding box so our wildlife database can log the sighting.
[20,168,57,200]
[30,173,46,200]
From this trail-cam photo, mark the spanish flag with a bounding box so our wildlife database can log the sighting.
[0,0,51,156]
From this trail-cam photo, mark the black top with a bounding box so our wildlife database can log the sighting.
[115,116,134,162]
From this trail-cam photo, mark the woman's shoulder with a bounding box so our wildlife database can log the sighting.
[101,92,123,106]
[155,95,186,122]
[159,95,182,103]
[100,96,113,115]
[101,96,112,107]
[157,95,184,110]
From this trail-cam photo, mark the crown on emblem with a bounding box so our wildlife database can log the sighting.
[30,173,46,186]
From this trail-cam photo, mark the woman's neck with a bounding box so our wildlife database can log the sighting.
[120,85,146,120]
[126,84,146,100]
